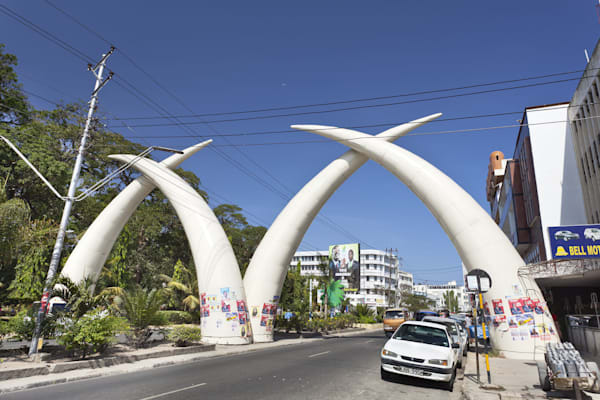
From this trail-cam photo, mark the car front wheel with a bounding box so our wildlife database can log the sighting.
[381,366,393,381]
[445,368,456,391]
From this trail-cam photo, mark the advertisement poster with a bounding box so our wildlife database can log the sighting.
[492,299,505,315]
[260,315,269,327]
[201,305,210,318]
[262,303,272,315]
[531,299,544,315]
[549,224,600,259]
[238,312,247,326]
[237,300,246,313]
[510,329,520,341]
[328,243,360,291]
[508,316,518,328]
[522,298,533,313]
[483,302,491,316]
[225,312,238,322]
[493,315,506,326]
[201,293,207,306]
[508,298,524,315]
[251,306,258,317]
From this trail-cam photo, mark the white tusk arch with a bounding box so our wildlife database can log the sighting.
[61,140,212,285]
[109,155,251,344]
[292,124,558,359]
[243,113,442,343]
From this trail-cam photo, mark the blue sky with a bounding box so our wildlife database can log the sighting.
[1,1,598,284]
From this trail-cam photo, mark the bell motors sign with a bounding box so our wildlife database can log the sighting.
[548,224,600,259]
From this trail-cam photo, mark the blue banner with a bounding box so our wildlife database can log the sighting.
[548,225,600,259]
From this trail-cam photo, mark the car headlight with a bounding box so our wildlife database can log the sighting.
[429,359,448,366]
[382,349,398,358]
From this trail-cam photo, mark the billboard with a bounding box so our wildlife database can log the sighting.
[548,224,600,259]
[328,243,360,291]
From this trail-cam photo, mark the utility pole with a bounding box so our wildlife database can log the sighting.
[29,48,115,357]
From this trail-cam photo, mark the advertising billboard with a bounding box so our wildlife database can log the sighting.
[548,224,600,259]
[328,243,360,291]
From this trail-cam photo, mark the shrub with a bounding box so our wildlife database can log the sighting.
[167,326,202,347]
[0,320,8,344]
[157,310,194,325]
[117,287,164,347]
[6,309,56,341]
[57,309,129,359]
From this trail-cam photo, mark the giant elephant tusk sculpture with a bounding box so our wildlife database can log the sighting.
[291,124,558,359]
[243,113,442,342]
[109,155,251,345]
[60,140,213,285]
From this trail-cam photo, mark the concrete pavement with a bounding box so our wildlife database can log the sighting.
[0,330,463,400]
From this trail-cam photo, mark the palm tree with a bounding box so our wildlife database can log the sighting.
[53,276,122,318]
[352,304,376,323]
[116,286,164,347]
[159,260,199,312]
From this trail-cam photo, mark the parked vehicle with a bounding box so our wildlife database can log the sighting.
[423,316,466,366]
[584,228,600,241]
[554,230,580,241]
[383,308,406,338]
[414,310,438,321]
[380,321,459,391]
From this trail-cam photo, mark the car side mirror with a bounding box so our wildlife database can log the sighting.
[451,343,460,349]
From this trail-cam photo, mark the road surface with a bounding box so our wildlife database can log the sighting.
[3,332,463,400]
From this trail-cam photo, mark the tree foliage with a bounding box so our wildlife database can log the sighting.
[398,290,436,313]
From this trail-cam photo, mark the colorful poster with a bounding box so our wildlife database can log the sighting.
[221,299,231,312]
[262,303,271,315]
[237,300,246,313]
[260,315,269,327]
[241,325,247,337]
[225,312,238,322]
[492,299,505,315]
[508,298,524,315]
[483,302,491,316]
[522,298,533,313]
[508,316,518,328]
[238,311,247,325]
[531,299,544,315]
[201,293,207,306]
[251,306,259,317]
[493,315,506,326]
[516,313,534,327]
[510,329,520,341]
[201,305,210,318]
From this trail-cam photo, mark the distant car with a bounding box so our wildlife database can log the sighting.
[383,308,406,338]
[554,230,580,241]
[380,321,459,391]
[423,316,466,366]
[585,228,600,241]
[414,310,439,321]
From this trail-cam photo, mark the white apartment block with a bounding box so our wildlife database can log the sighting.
[412,281,470,312]
[289,249,413,308]
[570,39,600,224]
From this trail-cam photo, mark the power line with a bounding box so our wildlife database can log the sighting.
[104,77,582,127]
[36,1,378,247]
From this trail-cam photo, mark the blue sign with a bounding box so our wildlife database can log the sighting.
[548,225,600,259]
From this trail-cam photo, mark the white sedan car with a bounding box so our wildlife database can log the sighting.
[422,316,467,367]
[381,321,459,391]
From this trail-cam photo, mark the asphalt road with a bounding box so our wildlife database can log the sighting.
[3,332,463,400]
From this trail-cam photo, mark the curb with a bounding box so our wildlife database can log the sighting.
[0,344,215,381]
[0,327,375,394]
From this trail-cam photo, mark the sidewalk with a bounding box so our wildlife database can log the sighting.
[0,326,377,394]
[462,352,549,400]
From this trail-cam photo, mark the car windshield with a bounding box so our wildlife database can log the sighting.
[393,324,449,347]
[385,310,403,319]
[423,319,458,336]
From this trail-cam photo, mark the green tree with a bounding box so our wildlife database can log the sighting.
[398,290,436,314]
[443,290,459,313]
[116,286,164,347]
[0,43,30,124]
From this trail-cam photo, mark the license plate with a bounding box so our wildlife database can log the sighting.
[394,366,424,376]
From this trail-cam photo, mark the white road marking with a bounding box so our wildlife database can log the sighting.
[308,350,330,358]
[365,339,375,343]
[137,383,207,400]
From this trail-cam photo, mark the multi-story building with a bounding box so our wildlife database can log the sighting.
[412,281,470,312]
[485,104,586,263]
[569,39,600,224]
[289,249,413,308]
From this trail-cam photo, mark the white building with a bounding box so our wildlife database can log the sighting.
[569,39,600,224]
[486,104,587,263]
[290,249,413,308]
[412,281,470,312]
